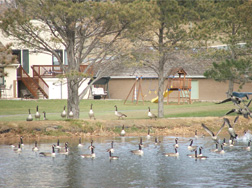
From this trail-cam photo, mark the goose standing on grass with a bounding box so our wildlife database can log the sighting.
[120,125,126,136]
[148,107,157,120]
[164,148,179,157]
[201,122,225,144]
[26,109,33,121]
[32,141,39,151]
[43,111,48,120]
[78,138,83,147]
[243,140,251,151]
[188,139,198,151]
[107,141,114,153]
[39,145,56,157]
[69,107,74,118]
[61,106,67,118]
[114,105,127,120]
[13,143,22,153]
[88,104,95,120]
[81,147,96,158]
[108,150,119,160]
[224,117,238,140]
[35,105,40,120]
[131,144,144,156]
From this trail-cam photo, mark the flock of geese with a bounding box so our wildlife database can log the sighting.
[26,104,158,121]
[9,120,252,161]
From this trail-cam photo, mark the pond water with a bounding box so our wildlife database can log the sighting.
[1,133,252,188]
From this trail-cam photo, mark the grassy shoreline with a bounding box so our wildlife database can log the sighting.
[0,99,252,142]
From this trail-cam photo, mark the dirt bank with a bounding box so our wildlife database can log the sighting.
[1,116,252,143]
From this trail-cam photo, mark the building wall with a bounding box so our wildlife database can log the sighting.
[108,78,252,102]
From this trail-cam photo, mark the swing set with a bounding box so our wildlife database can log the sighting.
[124,76,145,104]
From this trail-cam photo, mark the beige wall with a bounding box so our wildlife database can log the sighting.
[108,78,252,102]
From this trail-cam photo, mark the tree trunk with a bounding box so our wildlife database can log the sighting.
[228,80,234,96]
[158,58,165,118]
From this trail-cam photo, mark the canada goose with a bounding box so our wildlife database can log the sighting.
[216,95,243,106]
[140,137,149,148]
[81,147,96,158]
[187,147,203,158]
[130,144,144,156]
[26,109,33,121]
[148,107,157,120]
[173,138,179,148]
[215,144,225,154]
[243,140,251,151]
[164,148,179,157]
[55,139,61,149]
[108,150,119,160]
[88,104,95,120]
[120,125,126,136]
[32,141,39,151]
[201,122,225,144]
[58,143,69,155]
[154,137,161,145]
[210,143,219,152]
[35,105,40,120]
[69,107,74,118]
[224,117,238,140]
[114,105,127,120]
[226,99,252,119]
[78,138,83,147]
[43,111,48,120]
[222,138,228,146]
[107,141,114,153]
[88,140,95,150]
[229,138,234,147]
[188,139,198,151]
[146,129,151,139]
[194,150,208,160]
[61,106,67,118]
[39,145,56,157]
[20,136,24,147]
[13,142,22,152]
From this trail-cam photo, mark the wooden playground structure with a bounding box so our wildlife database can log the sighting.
[124,67,192,105]
[165,67,192,104]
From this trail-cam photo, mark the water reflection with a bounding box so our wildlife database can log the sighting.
[0,134,252,187]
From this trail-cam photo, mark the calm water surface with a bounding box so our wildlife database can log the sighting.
[1,134,252,188]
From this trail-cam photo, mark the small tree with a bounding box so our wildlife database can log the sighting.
[204,59,252,95]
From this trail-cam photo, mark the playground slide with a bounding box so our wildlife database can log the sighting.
[151,90,173,103]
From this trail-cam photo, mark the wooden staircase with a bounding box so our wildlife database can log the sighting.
[18,66,49,99]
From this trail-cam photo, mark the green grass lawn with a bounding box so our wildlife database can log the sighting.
[0,99,237,121]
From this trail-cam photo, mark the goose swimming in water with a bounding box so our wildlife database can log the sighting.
[32,141,39,151]
[201,122,225,144]
[187,147,203,158]
[13,142,22,153]
[130,144,143,156]
[188,139,198,151]
[78,138,83,147]
[164,148,179,157]
[39,145,56,157]
[194,150,208,160]
[108,150,119,160]
[210,144,219,153]
[173,138,179,148]
[81,147,96,158]
[107,141,114,153]
[243,140,251,151]
[88,140,95,150]
[215,144,225,154]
